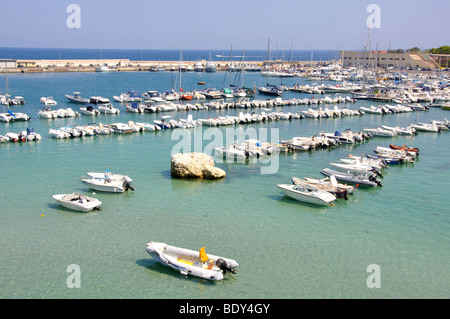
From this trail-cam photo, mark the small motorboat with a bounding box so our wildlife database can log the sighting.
[52,193,102,212]
[145,242,238,281]
[126,103,144,113]
[320,168,382,187]
[65,92,90,104]
[389,144,419,155]
[292,176,350,200]
[98,103,120,114]
[197,81,205,85]
[110,123,135,134]
[40,97,57,106]
[80,104,100,116]
[329,162,383,178]
[364,127,397,137]
[81,174,134,193]
[410,122,440,132]
[277,183,337,206]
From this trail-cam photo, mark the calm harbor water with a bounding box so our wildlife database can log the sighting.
[1,69,449,299]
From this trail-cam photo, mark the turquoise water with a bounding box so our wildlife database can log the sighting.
[1,71,449,299]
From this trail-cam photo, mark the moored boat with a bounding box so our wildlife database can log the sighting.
[277,183,337,206]
[81,175,134,193]
[320,168,382,187]
[52,193,102,212]
[145,242,238,281]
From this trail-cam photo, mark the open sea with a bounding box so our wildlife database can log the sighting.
[0,50,449,299]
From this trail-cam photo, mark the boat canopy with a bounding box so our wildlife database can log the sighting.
[128,91,140,97]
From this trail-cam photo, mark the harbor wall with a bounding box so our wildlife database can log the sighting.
[1,59,335,74]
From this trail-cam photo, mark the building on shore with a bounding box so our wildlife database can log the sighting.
[0,59,17,69]
[341,51,440,70]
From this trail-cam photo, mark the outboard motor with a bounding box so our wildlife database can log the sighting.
[216,258,236,274]
[122,177,135,191]
[372,168,383,178]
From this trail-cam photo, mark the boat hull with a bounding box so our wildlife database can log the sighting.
[145,242,238,281]
[277,184,336,206]
[52,194,102,212]
[81,179,127,192]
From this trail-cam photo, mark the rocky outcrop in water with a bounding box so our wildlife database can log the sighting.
[171,153,226,179]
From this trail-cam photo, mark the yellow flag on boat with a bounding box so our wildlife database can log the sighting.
[199,247,209,263]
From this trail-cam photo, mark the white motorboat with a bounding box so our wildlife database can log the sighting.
[65,92,90,104]
[214,144,256,160]
[320,168,382,187]
[410,122,440,132]
[52,193,102,212]
[143,91,165,102]
[81,175,134,193]
[303,176,355,195]
[110,123,135,134]
[364,127,397,137]
[49,129,71,139]
[145,242,238,281]
[19,127,42,141]
[96,65,112,72]
[0,110,30,122]
[380,125,416,136]
[38,106,57,119]
[277,183,337,206]
[340,155,386,170]
[89,96,110,104]
[91,123,114,135]
[330,162,382,177]
[98,103,120,114]
[126,103,144,113]
[135,122,159,131]
[40,97,57,106]
[293,176,351,200]
[80,104,100,116]
[360,105,384,114]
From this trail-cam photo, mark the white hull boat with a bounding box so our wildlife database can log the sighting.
[145,242,238,281]
[292,176,351,200]
[330,162,382,177]
[40,97,57,106]
[65,92,90,104]
[52,193,102,212]
[410,123,440,132]
[80,105,100,116]
[303,176,355,195]
[380,125,416,136]
[364,128,397,137]
[98,103,120,114]
[277,183,337,206]
[81,175,134,193]
[320,168,382,187]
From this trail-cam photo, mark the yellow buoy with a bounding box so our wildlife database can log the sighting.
[41,214,44,218]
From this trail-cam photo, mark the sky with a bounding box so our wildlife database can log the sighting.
[1,0,448,51]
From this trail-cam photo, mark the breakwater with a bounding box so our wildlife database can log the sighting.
[2,58,334,73]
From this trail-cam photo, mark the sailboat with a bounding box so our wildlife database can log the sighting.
[177,50,192,101]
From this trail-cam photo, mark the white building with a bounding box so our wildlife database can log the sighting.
[0,59,17,69]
